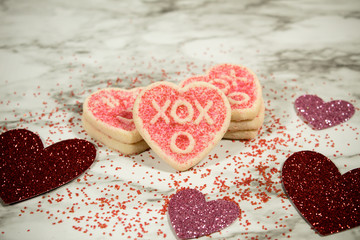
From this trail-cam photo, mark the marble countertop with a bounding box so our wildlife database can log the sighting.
[1,0,360,239]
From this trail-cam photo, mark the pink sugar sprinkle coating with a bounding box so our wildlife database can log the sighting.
[137,84,227,163]
[134,82,231,170]
[87,88,142,131]
[182,64,261,112]
[209,64,259,108]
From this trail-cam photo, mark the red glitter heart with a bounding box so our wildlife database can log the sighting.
[0,129,96,204]
[282,151,360,235]
[168,189,240,239]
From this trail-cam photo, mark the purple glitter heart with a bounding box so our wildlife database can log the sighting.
[168,188,240,239]
[294,94,355,130]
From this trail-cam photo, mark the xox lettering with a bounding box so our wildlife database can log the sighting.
[150,99,214,125]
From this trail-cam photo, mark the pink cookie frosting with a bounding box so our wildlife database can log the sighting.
[83,87,144,144]
[181,64,262,119]
[134,82,231,171]
[87,88,142,131]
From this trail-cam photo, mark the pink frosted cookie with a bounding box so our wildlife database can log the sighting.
[228,100,265,131]
[83,87,149,154]
[133,82,231,171]
[181,64,262,121]
[82,117,149,155]
[83,88,143,144]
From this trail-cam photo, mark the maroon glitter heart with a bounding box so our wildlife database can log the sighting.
[294,94,355,130]
[282,151,360,235]
[0,129,96,204]
[168,188,240,239]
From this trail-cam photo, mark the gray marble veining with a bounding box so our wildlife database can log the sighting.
[1,0,360,239]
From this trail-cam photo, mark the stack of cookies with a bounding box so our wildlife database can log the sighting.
[180,64,264,140]
[82,88,149,155]
[224,100,264,139]
[81,64,264,171]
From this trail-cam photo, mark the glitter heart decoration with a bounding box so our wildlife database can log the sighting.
[294,94,355,130]
[168,189,240,239]
[83,87,144,144]
[82,87,149,155]
[0,129,96,204]
[282,151,360,235]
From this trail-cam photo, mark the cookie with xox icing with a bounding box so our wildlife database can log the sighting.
[133,81,231,171]
[82,117,149,155]
[228,100,265,132]
[180,64,262,121]
[82,87,143,145]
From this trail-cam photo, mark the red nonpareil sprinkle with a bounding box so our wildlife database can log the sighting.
[1,55,357,239]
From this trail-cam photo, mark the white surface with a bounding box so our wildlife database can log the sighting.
[1,0,360,239]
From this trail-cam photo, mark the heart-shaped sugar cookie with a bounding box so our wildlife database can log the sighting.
[0,129,96,204]
[181,64,262,121]
[168,188,240,239]
[282,151,360,235]
[133,82,231,171]
[83,87,143,144]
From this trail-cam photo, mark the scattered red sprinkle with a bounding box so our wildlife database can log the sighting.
[1,54,358,239]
